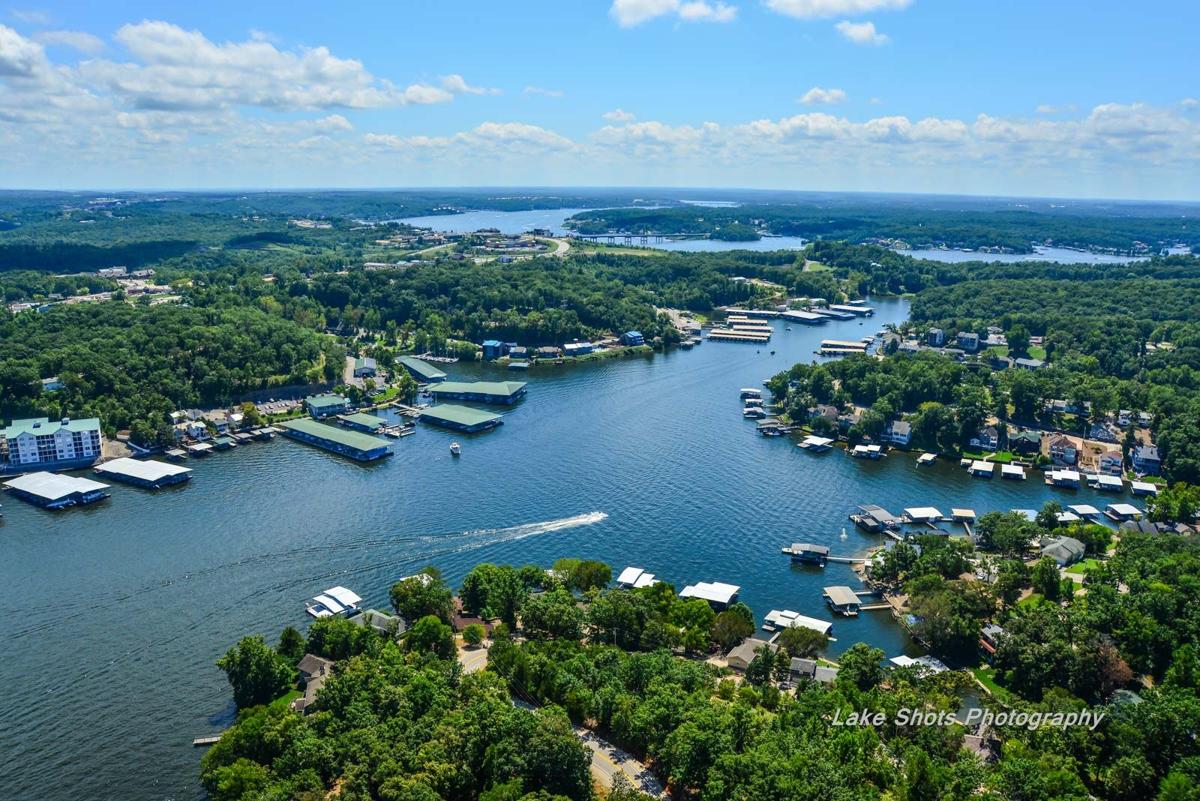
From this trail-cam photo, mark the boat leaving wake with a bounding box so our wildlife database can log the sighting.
[434,511,609,554]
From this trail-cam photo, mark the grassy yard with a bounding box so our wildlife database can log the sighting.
[986,345,1047,360]
[1066,558,1104,576]
[1018,593,1047,609]
[962,449,1016,463]
[972,667,1015,702]
[269,689,302,710]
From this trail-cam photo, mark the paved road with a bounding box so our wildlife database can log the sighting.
[576,728,667,798]
[456,643,489,674]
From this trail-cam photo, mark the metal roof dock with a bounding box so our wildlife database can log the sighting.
[279,419,392,462]
[94,457,192,489]
[4,471,111,509]
[418,404,504,433]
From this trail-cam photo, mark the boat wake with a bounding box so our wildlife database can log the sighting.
[9,512,610,647]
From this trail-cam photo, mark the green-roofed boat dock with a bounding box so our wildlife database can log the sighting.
[418,404,504,433]
[278,419,392,461]
[428,380,527,405]
[396,356,447,383]
[337,412,388,433]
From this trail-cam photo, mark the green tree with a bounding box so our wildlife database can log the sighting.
[275,626,305,664]
[776,625,829,658]
[390,570,454,623]
[408,614,454,658]
[711,609,754,651]
[837,643,885,692]
[1031,556,1063,601]
[216,635,294,709]
[462,622,486,647]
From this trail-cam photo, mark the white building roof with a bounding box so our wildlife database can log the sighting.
[1068,504,1101,516]
[904,506,943,521]
[1130,481,1158,494]
[970,460,995,474]
[679,581,740,605]
[311,594,345,614]
[3,471,109,501]
[324,586,362,607]
[1057,511,1082,523]
[764,609,833,635]
[633,572,657,588]
[951,508,976,520]
[1095,474,1124,489]
[824,586,861,607]
[1108,503,1142,517]
[889,654,949,673]
[94,457,191,482]
[1001,464,1026,478]
[801,435,834,448]
[616,566,645,586]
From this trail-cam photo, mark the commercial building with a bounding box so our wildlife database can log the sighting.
[3,417,103,467]
[279,418,391,461]
[305,394,349,419]
[418,404,503,433]
[428,380,527,405]
[352,357,377,377]
[94,457,192,488]
[396,356,447,383]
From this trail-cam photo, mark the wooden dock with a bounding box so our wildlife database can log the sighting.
[825,555,866,564]
[192,735,222,747]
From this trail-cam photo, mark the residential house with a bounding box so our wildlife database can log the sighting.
[1088,422,1121,444]
[348,609,407,641]
[481,340,507,361]
[562,341,595,357]
[837,409,862,432]
[292,654,335,714]
[956,331,980,352]
[881,419,912,447]
[536,346,562,360]
[725,637,777,672]
[970,426,1000,452]
[926,328,945,347]
[1041,536,1086,567]
[1098,450,1124,476]
[1047,435,1078,465]
[808,404,840,426]
[1010,430,1041,456]
[201,409,231,435]
[619,330,645,346]
[1014,357,1045,370]
[1132,445,1162,476]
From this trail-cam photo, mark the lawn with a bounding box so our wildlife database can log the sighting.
[269,689,302,710]
[985,345,1046,360]
[1018,593,1048,609]
[1066,558,1104,575]
[972,667,1015,702]
[961,449,1016,463]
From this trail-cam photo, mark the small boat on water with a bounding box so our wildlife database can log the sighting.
[450,442,461,456]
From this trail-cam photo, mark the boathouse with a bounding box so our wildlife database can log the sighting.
[787,542,830,565]
[616,566,658,589]
[94,457,191,488]
[763,609,833,636]
[395,356,447,383]
[679,581,740,609]
[3,471,111,509]
[823,586,861,616]
[418,404,503,433]
[279,419,391,462]
[429,380,527,405]
[338,412,388,433]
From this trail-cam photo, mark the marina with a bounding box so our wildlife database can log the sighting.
[418,404,504,432]
[278,418,392,462]
[3,472,111,509]
[4,296,1162,801]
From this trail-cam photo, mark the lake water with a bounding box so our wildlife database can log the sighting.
[399,208,1160,261]
[1,297,1133,800]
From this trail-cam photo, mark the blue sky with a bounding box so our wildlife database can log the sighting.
[1,0,1197,198]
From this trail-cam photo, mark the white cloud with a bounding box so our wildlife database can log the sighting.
[834,20,888,45]
[800,86,846,105]
[65,21,476,111]
[610,0,737,27]
[440,74,500,96]
[35,29,105,55]
[765,0,909,19]
[524,85,565,98]
[0,23,46,76]
[10,8,53,25]
[602,108,637,122]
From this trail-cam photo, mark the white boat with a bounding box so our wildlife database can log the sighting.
[450,442,461,456]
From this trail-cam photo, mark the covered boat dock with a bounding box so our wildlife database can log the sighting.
[94,457,192,489]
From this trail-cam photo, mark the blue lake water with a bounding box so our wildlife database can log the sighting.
[0,297,1136,800]
[399,208,1161,261]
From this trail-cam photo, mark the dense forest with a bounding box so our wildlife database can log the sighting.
[204,541,1200,801]
[0,302,341,443]
[566,206,1200,253]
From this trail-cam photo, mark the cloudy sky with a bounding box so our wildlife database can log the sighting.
[1,0,1197,199]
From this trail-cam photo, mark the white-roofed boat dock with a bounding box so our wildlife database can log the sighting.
[94,457,192,489]
[3,471,111,509]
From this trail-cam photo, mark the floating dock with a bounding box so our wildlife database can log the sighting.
[763,609,833,636]
[94,457,191,489]
[781,310,827,325]
[798,435,835,452]
[823,586,862,617]
[781,542,830,565]
[829,304,875,316]
[3,471,111,509]
[849,444,883,459]
[396,355,447,383]
[968,460,994,478]
[917,452,937,466]
[279,418,392,461]
[338,412,390,433]
[679,581,740,609]
[418,404,504,433]
[820,339,870,355]
[429,380,527,405]
[708,328,771,343]
[1001,464,1027,480]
